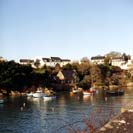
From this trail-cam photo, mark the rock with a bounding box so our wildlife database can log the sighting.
[105,124,113,129]
[99,127,106,131]
[119,120,126,124]
[128,109,133,112]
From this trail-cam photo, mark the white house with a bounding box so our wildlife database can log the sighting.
[120,55,133,70]
[111,57,125,67]
[90,55,133,70]
[19,59,34,66]
[19,57,71,68]
[0,57,6,62]
[91,56,105,64]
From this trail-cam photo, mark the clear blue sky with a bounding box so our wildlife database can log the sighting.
[0,0,133,61]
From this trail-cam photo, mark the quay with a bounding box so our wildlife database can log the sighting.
[97,102,133,133]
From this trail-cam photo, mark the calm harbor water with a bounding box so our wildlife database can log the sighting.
[0,88,133,133]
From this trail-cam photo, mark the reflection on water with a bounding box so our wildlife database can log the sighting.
[0,88,133,133]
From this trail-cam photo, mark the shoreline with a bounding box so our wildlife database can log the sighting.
[97,101,133,133]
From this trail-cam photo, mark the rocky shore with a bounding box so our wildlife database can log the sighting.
[97,102,133,133]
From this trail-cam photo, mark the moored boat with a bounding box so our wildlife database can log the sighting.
[0,93,4,103]
[0,99,4,104]
[106,89,124,96]
[26,92,33,97]
[33,88,45,98]
[43,95,56,101]
[72,87,82,94]
[83,91,91,95]
[83,87,96,95]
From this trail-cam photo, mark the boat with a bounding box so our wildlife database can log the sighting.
[26,92,33,97]
[0,93,4,103]
[83,90,94,95]
[0,99,4,104]
[106,89,124,96]
[43,95,56,101]
[72,88,79,93]
[83,87,96,95]
[72,87,82,94]
[32,88,45,98]
[43,88,56,101]
[83,91,91,95]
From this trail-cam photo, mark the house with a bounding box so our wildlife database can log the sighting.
[121,56,133,70]
[19,59,34,65]
[57,70,77,84]
[50,57,62,67]
[91,56,105,64]
[60,59,71,66]
[42,58,50,62]
[0,57,6,62]
[110,57,125,67]
[19,57,71,68]
[42,57,71,67]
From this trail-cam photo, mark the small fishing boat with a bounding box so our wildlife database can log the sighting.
[72,87,82,94]
[43,88,56,101]
[106,89,124,96]
[0,99,4,104]
[43,95,56,101]
[83,91,91,95]
[0,93,4,103]
[33,88,45,98]
[26,92,33,97]
[83,87,96,95]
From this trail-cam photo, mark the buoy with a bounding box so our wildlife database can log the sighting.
[105,97,108,102]
[20,107,23,111]
[23,102,26,107]
[51,107,55,112]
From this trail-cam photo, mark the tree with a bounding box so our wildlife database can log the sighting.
[71,62,80,71]
[62,63,73,70]
[80,57,90,63]
[104,56,111,66]
[79,75,91,89]
[122,53,129,62]
[0,61,34,92]
[90,64,102,85]
[34,59,40,68]
[53,63,61,73]
[106,51,121,58]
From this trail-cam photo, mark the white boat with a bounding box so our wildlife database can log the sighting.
[72,87,82,94]
[0,93,4,103]
[83,91,91,95]
[26,92,33,97]
[72,88,79,94]
[83,86,97,95]
[0,99,4,104]
[33,89,45,98]
[43,95,56,101]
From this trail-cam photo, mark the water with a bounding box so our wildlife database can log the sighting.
[0,88,133,133]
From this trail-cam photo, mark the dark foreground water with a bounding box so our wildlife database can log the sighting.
[0,88,133,133]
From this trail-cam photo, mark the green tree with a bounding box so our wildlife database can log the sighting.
[62,63,73,70]
[106,51,122,58]
[90,64,101,85]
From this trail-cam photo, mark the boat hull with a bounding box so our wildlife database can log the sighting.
[26,92,33,97]
[83,92,91,95]
[72,87,83,94]
[0,99,4,104]
[43,96,56,101]
[33,93,44,98]
[106,90,124,96]
[83,90,96,95]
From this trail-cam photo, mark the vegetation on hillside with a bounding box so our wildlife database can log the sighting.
[0,54,133,94]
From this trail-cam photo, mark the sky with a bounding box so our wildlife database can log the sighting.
[0,0,133,61]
